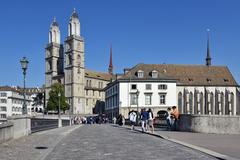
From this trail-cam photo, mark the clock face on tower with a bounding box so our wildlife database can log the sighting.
[66,43,71,51]
[46,50,51,57]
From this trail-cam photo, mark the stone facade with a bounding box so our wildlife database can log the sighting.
[45,10,112,115]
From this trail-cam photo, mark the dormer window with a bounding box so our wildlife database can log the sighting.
[207,78,211,83]
[224,78,229,82]
[137,70,144,78]
[152,70,158,78]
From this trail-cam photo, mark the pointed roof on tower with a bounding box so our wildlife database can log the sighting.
[206,29,212,66]
[108,45,113,74]
[71,8,79,19]
[51,17,59,27]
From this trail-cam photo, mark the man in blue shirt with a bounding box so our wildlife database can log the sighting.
[140,108,149,132]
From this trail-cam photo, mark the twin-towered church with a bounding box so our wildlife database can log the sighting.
[45,9,113,114]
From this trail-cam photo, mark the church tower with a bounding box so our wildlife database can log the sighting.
[45,18,63,101]
[64,9,85,114]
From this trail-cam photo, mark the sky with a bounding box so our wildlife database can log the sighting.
[0,0,239,87]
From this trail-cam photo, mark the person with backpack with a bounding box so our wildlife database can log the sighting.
[129,110,137,130]
[140,108,149,132]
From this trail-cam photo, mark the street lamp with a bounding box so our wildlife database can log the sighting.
[58,92,62,127]
[136,89,140,125]
[20,57,29,115]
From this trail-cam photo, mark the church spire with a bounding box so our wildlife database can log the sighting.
[68,8,80,36]
[206,29,211,66]
[49,17,60,44]
[108,45,113,74]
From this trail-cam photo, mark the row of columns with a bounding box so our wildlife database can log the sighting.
[178,89,235,115]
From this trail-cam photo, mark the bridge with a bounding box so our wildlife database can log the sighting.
[0,116,240,160]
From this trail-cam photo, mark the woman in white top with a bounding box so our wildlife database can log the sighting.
[148,108,154,133]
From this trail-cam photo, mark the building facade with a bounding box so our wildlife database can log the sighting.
[105,43,240,118]
[45,9,113,115]
[0,86,32,118]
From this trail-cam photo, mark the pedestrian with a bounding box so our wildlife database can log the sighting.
[140,108,149,132]
[113,116,117,124]
[117,114,123,126]
[166,107,173,130]
[170,106,180,131]
[148,108,154,133]
[129,110,137,130]
[122,116,125,126]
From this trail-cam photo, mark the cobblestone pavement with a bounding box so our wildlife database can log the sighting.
[44,124,217,160]
[0,125,80,160]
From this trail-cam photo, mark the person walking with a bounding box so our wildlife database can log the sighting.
[140,108,149,132]
[170,106,180,131]
[122,116,125,126]
[129,110,137,130]
[166,107,173,130]
[148,108,154,133]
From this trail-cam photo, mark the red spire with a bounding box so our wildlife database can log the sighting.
[108,45,113,74]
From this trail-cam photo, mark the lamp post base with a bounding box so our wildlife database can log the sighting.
[58,117,62,128]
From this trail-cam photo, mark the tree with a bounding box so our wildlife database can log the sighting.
[47,83,69,113]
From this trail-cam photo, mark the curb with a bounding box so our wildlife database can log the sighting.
[121,125,237,160]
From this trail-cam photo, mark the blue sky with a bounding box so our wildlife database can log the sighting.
[0,0,240,87]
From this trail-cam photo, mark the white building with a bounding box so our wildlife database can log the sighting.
[105,62,240,119]
[0,86,32,118]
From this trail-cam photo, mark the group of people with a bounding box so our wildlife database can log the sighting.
[128,106,180,132]
[72,115,109,125]
[166,106,179,131]
[129,108,155,133]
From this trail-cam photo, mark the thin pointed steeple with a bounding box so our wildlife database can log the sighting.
[108,45,113,74]
[206,29,211,66]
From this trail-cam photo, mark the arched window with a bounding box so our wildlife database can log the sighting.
[205,90,209,114]
[215,91,220,115]
[68,54,72,65]
[231,92,234,115]
[49,31,52,43]
[184,89,189,114]
[200,92,204,114]
[53,30,57,43]
[74,22,77,35]
[210,92,214,114]
[221,92,224,115]
[189,92,193,114]
[225,91,230,115]
[48,60,52,71]
[178,92,182,114]
[69,23,72,35]
[194,90,198,114]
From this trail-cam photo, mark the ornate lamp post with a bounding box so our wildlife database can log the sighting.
[20,57,29,115]
[58,92,62,127]
[136,89,140,125]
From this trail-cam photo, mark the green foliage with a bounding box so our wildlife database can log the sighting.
[47,83,69,112]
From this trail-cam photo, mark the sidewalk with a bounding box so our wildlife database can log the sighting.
[123,125,240,160]
[0,125,81,160]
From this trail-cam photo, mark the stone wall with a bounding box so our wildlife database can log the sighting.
[179,114,240,134]
[0,122,13,143]
[7,116,31,139]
